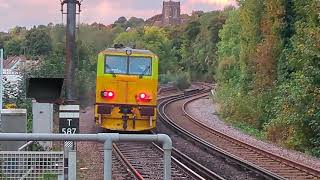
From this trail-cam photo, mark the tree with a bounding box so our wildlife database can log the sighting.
[25,27,52,56]
[185,21,200,40]
[238,0,263,90]
[127,17,145,27]
[115,16,127,24]
[217,10,241,83]
[254,0,285,91]
[113,30,142,47]
[4,38,23,56]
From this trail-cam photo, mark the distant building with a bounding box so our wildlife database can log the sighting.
[146,1,184,26]
[3,56,39,86]
[162,1,181,25]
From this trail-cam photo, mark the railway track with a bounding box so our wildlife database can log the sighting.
[158,83,320,180]
[112,142,224,180]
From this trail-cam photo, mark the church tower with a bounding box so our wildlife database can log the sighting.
[162,1,181,25]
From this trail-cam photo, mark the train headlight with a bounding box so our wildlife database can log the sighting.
[139,93,146,99]
[138,93,151,102]
[101,90,115,99]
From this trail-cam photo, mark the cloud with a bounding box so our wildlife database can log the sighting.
[182,0,236,12]
[0,1,9,8]
[188,0,234,6]
[0,0,236,32]
[81,1,159,24]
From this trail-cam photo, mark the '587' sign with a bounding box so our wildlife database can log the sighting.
[59,118,79,134]
[59,105,80,134]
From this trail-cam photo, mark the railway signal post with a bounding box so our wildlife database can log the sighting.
[59,104,79,179]
[60,0,81,131]
[60,1,82,177]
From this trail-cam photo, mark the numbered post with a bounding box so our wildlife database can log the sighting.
[59,105,80,150]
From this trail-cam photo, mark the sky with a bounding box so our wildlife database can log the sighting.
[0,0,236,32]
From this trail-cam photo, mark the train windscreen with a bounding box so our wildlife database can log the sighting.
[105,55,152,76]
[129,57,152,76]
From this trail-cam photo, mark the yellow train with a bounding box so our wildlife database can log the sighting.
[95,46,159,131]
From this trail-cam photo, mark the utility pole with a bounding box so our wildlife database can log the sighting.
[60,2,82,176]
[61,0,81,102]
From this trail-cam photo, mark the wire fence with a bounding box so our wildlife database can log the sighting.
[0,151,64,179]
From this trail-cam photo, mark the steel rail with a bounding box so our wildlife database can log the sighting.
[182,93,320,179]
[150,129,225,180]
[113,142,202,180]
[157,85,285,180]
[152,143,208,180]
[170,146,225,180]
[113,143,145,180]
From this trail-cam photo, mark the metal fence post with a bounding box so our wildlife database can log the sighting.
[104,139,113,180]
[158,134,172,180]
[68,150,77,180]
[164,149,172,180]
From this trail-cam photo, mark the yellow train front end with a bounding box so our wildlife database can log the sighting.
[95,47,158,131]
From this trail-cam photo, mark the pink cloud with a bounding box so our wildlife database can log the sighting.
[182,0,236,13]
[0,0,237,32]
[0,0,9,8]
[81,1,158,24]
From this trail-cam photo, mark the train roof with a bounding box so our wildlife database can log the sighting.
[101,48,155,55]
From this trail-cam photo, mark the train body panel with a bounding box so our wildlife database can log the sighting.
[95,48,158,131]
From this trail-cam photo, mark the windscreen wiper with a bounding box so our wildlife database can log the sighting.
[139,65,151,79]
[106,64,116,77]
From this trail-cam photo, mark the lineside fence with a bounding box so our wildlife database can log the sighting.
[0,151,64,179]
[0,133,173,180]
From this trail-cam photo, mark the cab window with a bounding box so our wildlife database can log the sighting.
[129,57,152,76]
[105,56,127,74]
[105,55,152,76]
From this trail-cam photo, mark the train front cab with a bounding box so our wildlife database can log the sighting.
[95,49,158,131]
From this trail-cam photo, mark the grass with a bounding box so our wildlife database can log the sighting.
[229,120,266,140]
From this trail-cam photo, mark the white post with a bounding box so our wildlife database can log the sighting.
[68,150,77,180]
[0,48,3,132]
[104,140,113,180]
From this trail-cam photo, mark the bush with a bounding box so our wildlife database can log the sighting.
[214,83,273,129]
[159,73,174,85]
[173,72,191,90]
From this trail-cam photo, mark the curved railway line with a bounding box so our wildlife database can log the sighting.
[158,83,320,180]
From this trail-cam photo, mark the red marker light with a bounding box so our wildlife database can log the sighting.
[101,90,115,99]
[108,91,114,98]
[139,93,146,99]
[138,93,151,102]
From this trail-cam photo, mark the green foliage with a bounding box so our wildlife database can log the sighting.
[114,30,141,47]
[216,10,241,83]
[216,0,320,157]
[173,71,190,90]
[43,173,58,180]
[180,11,227,80]
[4,38,23,55]
[159,71,190,90]
[185,21,201,40]
[78,24,116,53]
[25,26,52,56]
[114,26,179,74]
[232,121,266,140]
[159,73,173,85]
[127,17,145,28]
